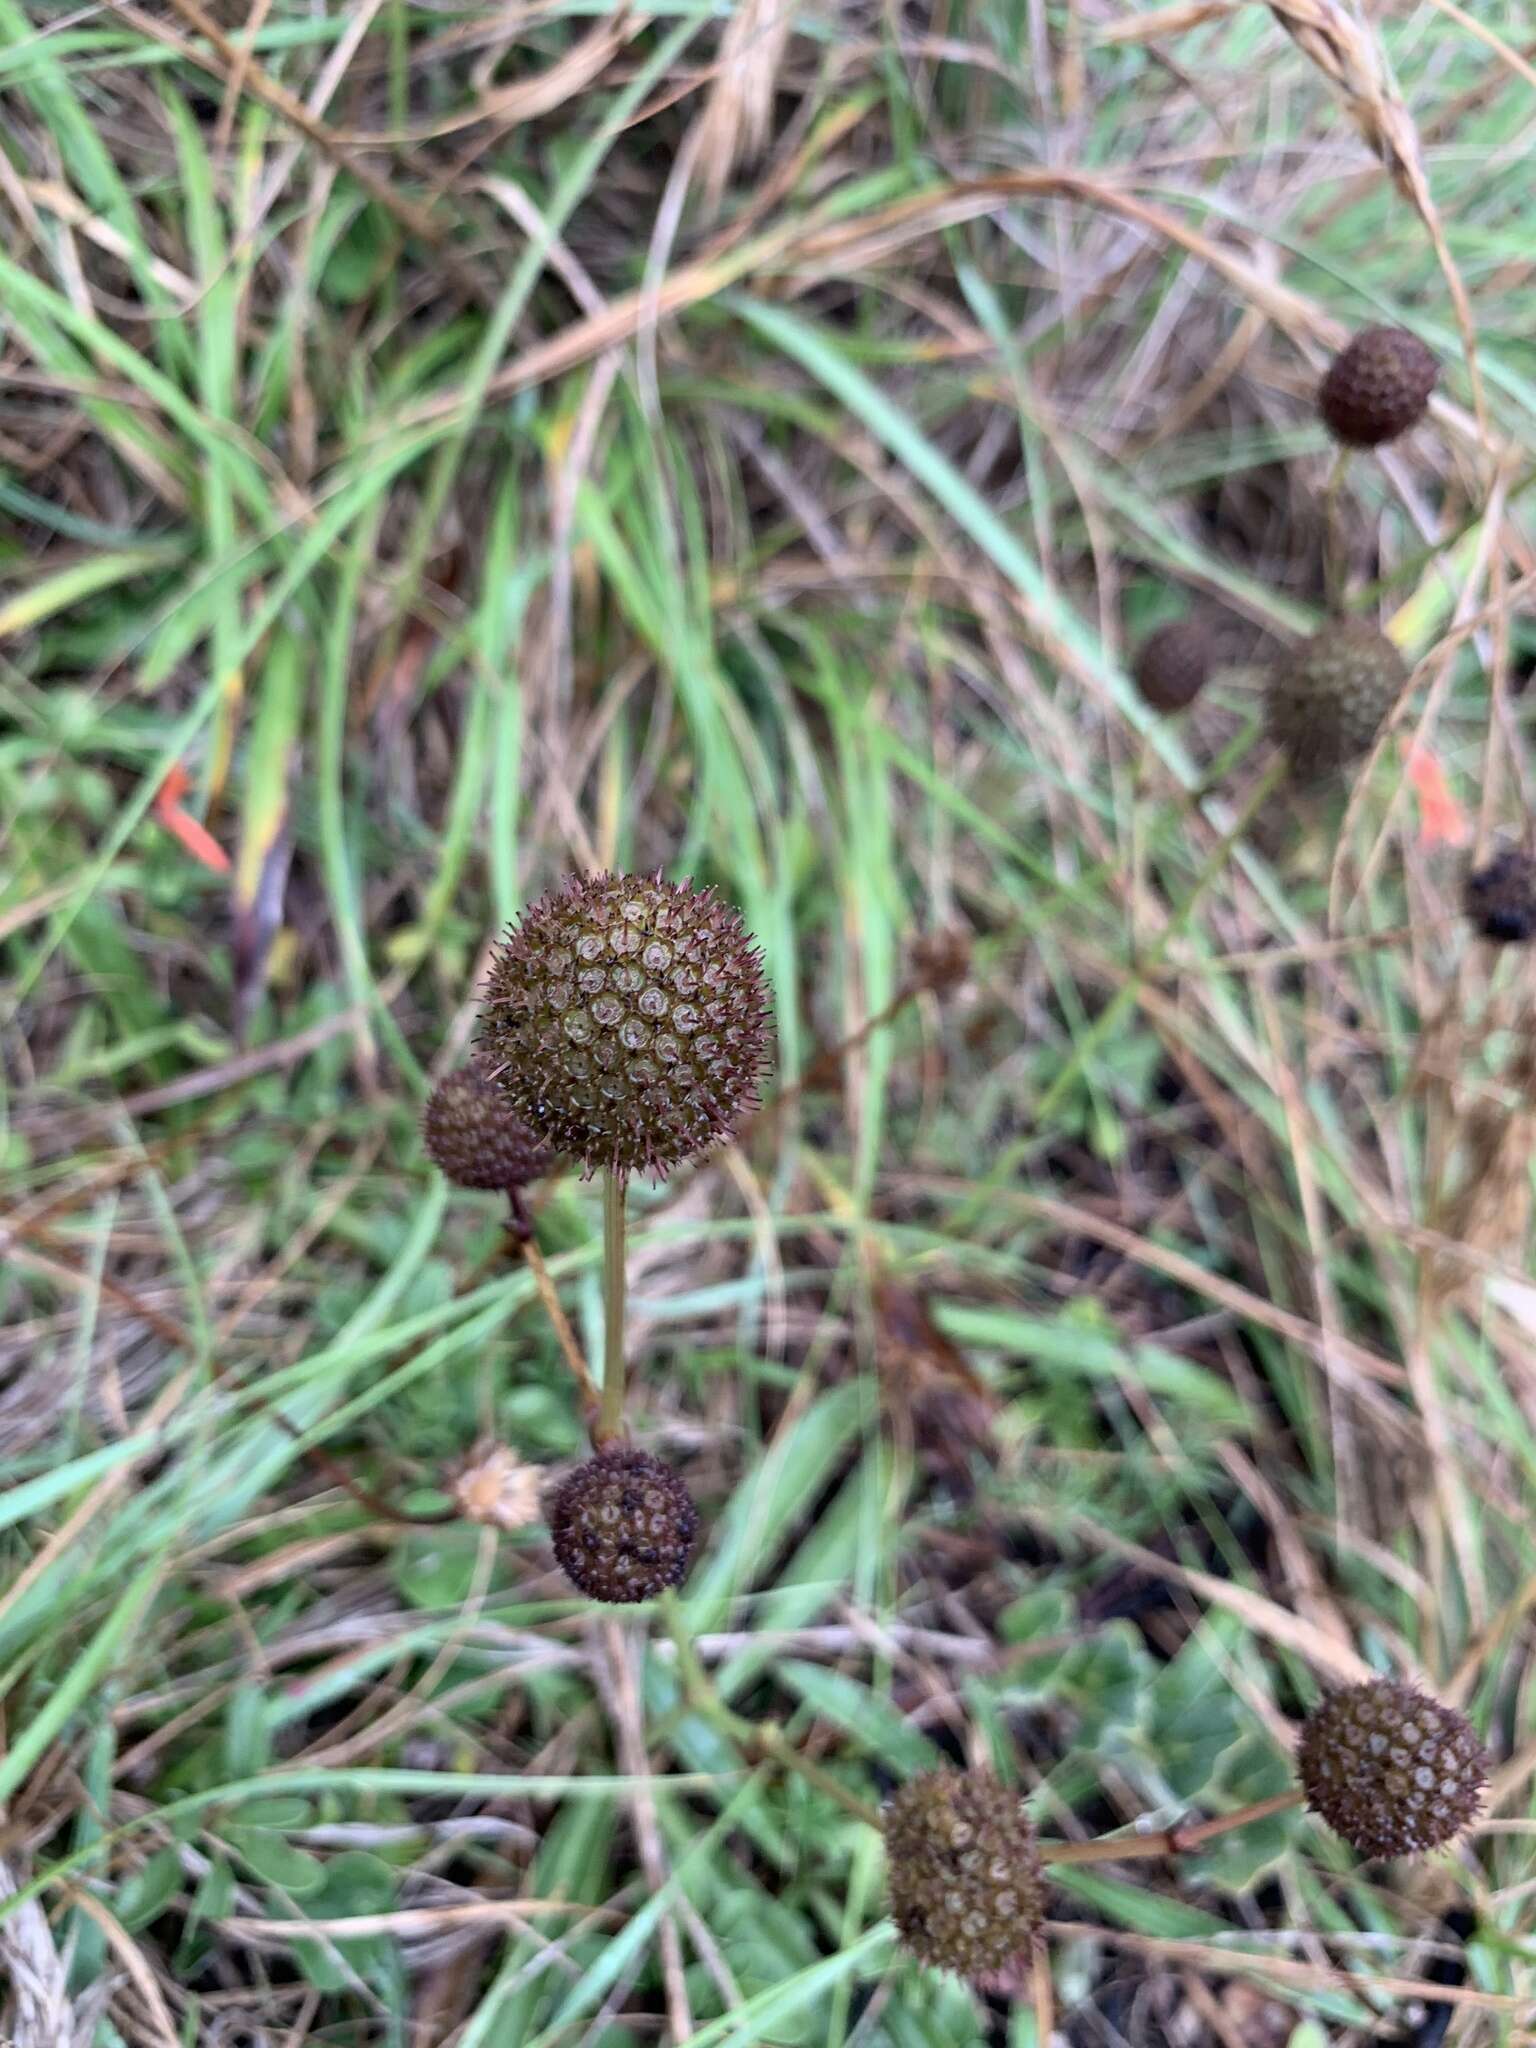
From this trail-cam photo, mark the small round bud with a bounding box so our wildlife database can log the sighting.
[422,1067,556,1191]
[1298,1679,1487,1858]
[1319,327,1438,448]
[1464,845,1536,945]
[883,1768,1044,1986]
[479,872,771,1180]
[548,1449,699,1603]
[1134,616,1215,714]
[910,924,972,995]
[1266,619,1407,781]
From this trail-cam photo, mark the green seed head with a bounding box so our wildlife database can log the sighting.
[1265,619,1407,782]
[479,872,771,1180]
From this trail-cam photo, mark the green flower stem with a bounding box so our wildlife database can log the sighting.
[661,1594,883,1828]
[598,1169,628,1446]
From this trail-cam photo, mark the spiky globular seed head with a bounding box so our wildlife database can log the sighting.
[422,1067,556,1191]
[1266,619,1408,781]
[479,872,771,1180]
[1464,845,1536,945]
[1134,616,1215,714]
[1319,327,1438,448]
[1298,1680,1488,1859]
[547,1448,699,1603]
[883,1769,1045,1986]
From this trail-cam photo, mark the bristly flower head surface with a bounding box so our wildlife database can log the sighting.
[479,872,771,1180]
[547,1448,699,1604]
[422,1065,556,1191]
[1298,1679,1487,1858]
[883,1768,1045,1987]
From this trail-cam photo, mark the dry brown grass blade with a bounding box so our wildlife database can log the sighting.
[115,0,489,306]
[341,14,637,143]
[1264,0,1488,438]
[1044,1922,1536,2018]
[1094,0,1236,44]
[0,1860,76,2048]
[695,0,798,210]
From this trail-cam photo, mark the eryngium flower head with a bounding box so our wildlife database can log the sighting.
[1298,1679,1487,1858]
[548,1448,698,1603]
[883,1768,1044,1986]
[422,1066,555,1190]
[1266,619,1407,781]
[1319,327,1438,448]
[1464,845,1536,944]
[1134,616,1215,714]
[479,872,771,1179]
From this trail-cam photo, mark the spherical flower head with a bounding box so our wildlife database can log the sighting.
[547,1448,699,1604]
[1464,845,1536,945]
[422,1066,556,1191]
[883,1768,1044,1986]
[1134,616,1215,714]
[1266,619,1407,782]
[1319,327,1438,448]
[479,872,771,1180]
[1298,1679,1487,1858]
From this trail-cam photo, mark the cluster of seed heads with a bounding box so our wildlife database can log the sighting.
[547,1448,699,1604]
[882,1769,1044,1986]
[1297,1679,1487,1859]
[479,872,771,1181]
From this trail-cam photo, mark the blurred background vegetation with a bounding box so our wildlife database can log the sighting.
[2,0,1535,2041]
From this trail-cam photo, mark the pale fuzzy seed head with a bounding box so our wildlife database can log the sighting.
[1298,1679,1488,1858]
[479,872,771,1180]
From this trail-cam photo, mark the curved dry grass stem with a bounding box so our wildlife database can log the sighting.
[1265,0,1488,443]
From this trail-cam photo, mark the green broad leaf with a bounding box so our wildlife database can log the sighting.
[114,1847,184,1932]
[778,1660,939,1774]
[224,1827,327,1896]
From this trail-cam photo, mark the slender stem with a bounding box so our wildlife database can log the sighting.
[1038,1788,1304,1866]
[598,1169,628,1447]
[514,1222,600,1434]
[1322,446,1352,611]
[659,1594,882,1828]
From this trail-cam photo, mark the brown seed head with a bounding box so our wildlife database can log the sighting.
[1298,1679,1487,1858]
[1319,327,1438,448]
[479,872,771,1179]
[1266,619,1407,781]
[883,1768,1044,1986]
[422,1066,556,1191]
[910,923,973,995]
[547,1449,699,1604]
[1134,616,1215,714]
[1464,845,1536,945]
